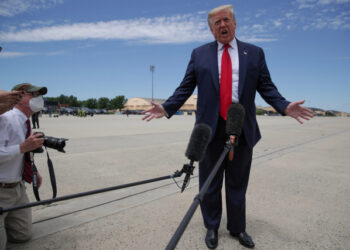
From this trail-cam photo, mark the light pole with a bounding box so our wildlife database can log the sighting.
[150,65,155,101]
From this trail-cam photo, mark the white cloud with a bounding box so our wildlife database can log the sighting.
[0,0,63,17]
[255,9,267,18]
[303,11,350,29]
[20,20,55,28]
[237,23,279,42]
[283,1,350,30]
[1,13,281,45]
[295,0,350,8]
[0,15,213,44]
[239,36,278,43]
[1,2,347,47]
[0,51,34,57]
[285,12,296,18]
[0,50,65,57]
[250,24,266,33]
[273,19,283,27]
[45,51,65,56]
[296,0,317,9]
[318,0,350,4]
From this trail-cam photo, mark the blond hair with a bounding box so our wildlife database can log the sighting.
[207,5,236,26]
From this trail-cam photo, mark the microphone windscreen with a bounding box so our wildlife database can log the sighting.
[226,103,245,136]
[185,124,212,162]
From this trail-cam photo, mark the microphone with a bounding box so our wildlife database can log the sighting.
[185,124,212,162]
[225,103,245,160]
[181,123,212,192]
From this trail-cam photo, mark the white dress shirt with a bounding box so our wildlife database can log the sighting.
[217,38,240,103]
[0,108,27,183]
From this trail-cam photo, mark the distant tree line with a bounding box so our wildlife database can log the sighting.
[45,94,127,111]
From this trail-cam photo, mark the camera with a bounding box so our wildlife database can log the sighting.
[34,132,68,153]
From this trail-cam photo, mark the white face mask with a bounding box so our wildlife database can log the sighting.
[29,96,44,112]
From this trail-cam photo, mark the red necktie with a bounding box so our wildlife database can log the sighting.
[23,119,33,183]
[220,44,232,120]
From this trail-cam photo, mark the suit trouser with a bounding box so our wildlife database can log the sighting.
[0,181,32,250]
[199,117,253,233]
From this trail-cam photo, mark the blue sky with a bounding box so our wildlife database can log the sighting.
[0,0,349,112]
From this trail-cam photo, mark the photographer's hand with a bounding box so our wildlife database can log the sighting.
[37,172,42,188]
[20,133,44,153]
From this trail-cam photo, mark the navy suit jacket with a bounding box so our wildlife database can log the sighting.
[162,39,290,148]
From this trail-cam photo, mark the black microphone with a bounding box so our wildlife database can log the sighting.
[225,103,245,160]
[0,46,2,53]
[181,123,212,192]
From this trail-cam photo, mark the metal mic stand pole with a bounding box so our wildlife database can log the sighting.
[0,166,191,215]
[165,140,233,250]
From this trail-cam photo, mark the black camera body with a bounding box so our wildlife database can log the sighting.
[33,132,68,153]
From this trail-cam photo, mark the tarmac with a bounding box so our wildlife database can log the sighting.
[5,114,350,250]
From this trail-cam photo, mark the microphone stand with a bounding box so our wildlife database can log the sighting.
[0,164,193,215]
[180,160,195,193]
[166,138,235,250]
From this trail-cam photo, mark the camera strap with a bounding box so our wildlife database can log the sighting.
[31,162,40,201]
[45,147,57,199]
[31,147,57,201]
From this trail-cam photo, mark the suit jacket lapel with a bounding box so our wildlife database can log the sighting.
[209,41,220,93]
[237,39,248,100]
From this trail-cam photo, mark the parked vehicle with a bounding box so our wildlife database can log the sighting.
[81,107,94,116]
[60,107,74,115]
[93,109,102,114]
[122,110,142,115]
[71,107,80,116]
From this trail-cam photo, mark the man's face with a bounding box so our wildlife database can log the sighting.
[21,93,32,105]
[209,10,236,44]
[17,92,39,111]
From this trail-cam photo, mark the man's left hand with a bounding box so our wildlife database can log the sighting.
[284,100,314,124]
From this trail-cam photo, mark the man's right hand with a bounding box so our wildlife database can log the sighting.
[142,101,166,121]
[20,133,44,153]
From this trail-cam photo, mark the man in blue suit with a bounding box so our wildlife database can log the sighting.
[143,4,313,249]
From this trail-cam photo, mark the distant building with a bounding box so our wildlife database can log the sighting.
[256,105,278,115]
[123,97,157,112]
[123,95,198,115]
[179,95,197,115]
[309,107,325,116]
[328,110,348,117]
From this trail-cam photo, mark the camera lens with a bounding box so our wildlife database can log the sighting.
[43,136,68,153]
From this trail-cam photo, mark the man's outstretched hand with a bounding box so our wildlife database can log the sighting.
[142,101,166,121]
[0,90,23,115]
[284,100,314,124]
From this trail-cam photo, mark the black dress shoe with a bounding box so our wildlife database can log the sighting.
[205,229,218,249]
[230,231,255,248]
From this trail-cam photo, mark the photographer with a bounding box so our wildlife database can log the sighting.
[0,83,47,249]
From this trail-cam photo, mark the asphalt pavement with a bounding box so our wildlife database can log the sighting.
[6,115,350,250]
